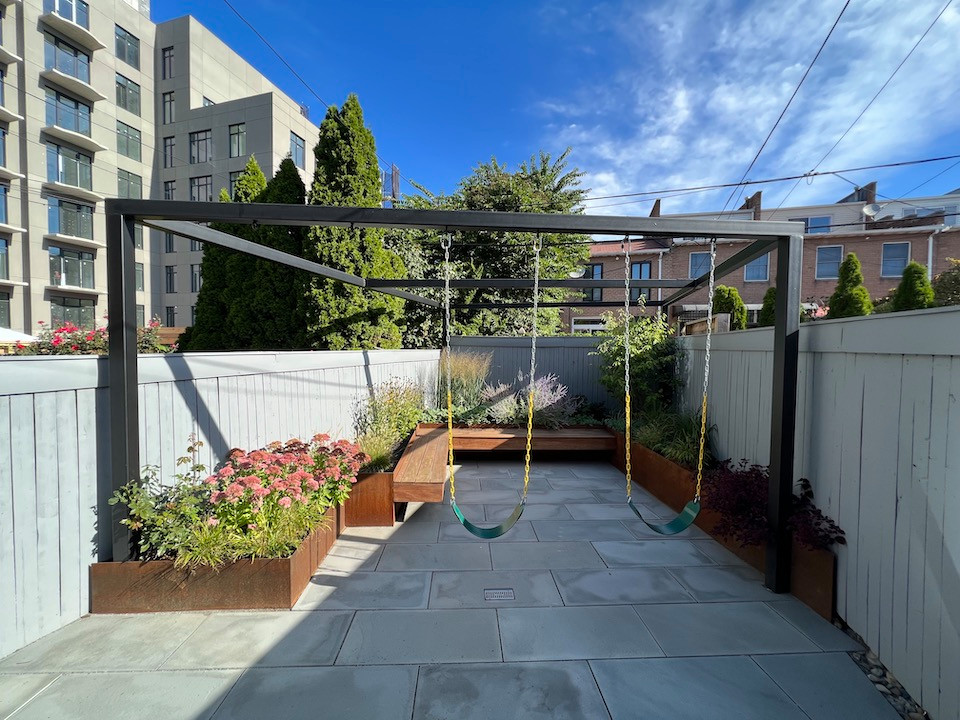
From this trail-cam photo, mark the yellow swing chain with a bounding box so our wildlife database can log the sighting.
[522,234,542,500]
[693,238,717,503]
[442,234,458,503]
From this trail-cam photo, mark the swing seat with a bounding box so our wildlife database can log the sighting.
[452,499,525,539]
[628,498,701,535]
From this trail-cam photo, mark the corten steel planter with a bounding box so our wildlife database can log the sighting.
[89,506,338,613]
[614,432,837,620]
[344,472,395,527]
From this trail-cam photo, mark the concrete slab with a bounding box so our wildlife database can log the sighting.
[295,571,431,609]
[636,602,820,656]
[212,666,417,720]
[568,463,625,479]
[12,670,240,720]
[478,475,530,491]
[402,502,482,523]
[336,610,501,665]
[754,652,901,720]
[566,503,649,520]
[414,662,610,720]
[767,600,864,651]
[439,521,538,543]
[485,503,572,521]
[591,657,809,720]
[318,539,384,573]
[532,520,637,542]
[593,489,658,505]
[445,489,521,505]
[377,543,491,571]
[429,570,563,609]
[0,613,207,672]
[523,489,600,504]
[490,541,605,570]
[499,606,664,661]
[690,538,752,566]
[0,674,59,717]
[667,565,774,602]
[338,522,440,544]
[592,540,717,567]
[161,611,353,669]
[546,476,622,491]
[553,568,693,605]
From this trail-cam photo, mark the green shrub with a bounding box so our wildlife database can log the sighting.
[607,406,715,471]
[439,350,492,409]
[891,261,935,311]
[355,379,425,471]
[758,287,776,327]
[826,253,873,318]
[933,258,960,306]
[712,285,748,329]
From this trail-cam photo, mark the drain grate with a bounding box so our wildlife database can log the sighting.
[484,588,515,601]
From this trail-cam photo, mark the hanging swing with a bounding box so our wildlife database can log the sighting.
[623,236,716,535]
[442,232,542,539]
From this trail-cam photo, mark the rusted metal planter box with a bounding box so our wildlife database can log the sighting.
[89,506,338,613]
[344,471,395,527]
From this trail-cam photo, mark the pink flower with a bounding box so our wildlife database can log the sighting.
[247,523,258,530]
[52,337,63,346]
[278,496,292,508]
[207,517,219,526]
[203,475,218,485]
[218,466,235,478]
[210,491,225,504]
[306,479,319,491]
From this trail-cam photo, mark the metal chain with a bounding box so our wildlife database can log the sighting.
[522,234,542,500]
[622,238,633,500]
[694,237,717,502]
[442,234,457,503]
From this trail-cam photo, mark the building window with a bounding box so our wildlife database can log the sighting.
[118,169,142,199]
[165,306,175,327]
[190,264,201,292]
[45,89,91,135]
[631,261,652,303]
[116,74,141,116]
[43,0,90,30]
[0,291,9,328]
[290,132,305,168]
[881,242,911,278]
[228,170,241,198]
[815,245,843,280]
[744,253,769,282]
[0,238,7,280]
[46,144,92,189]
[51,296,95,329]
[43,35,91,84]
[189,129,212,164]
[163,180,176,200]
[165,265,176,293]
[163,136,175,168]
[0,185,6,224]
[0,128,6,168]
[190,305,196,325]
[161,46,174,79]
[571,317,607,334]
[162,92,175,124]
[190,239,202,252]
[164,232,174,253]
[903,205,959,227]
[136,304,145,328]
[116,121,141,161]
[583,263,602,302]
[134,262,144,291]
[229,123,246,158]
[790,216,831,234]
[689,252,711,279]
[114,26,140,69]
[190,176,213,202]
[47,197,93,239]
[134,224,143,249]
[49,246,94,288]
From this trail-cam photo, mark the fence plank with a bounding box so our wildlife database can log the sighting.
[55,393,81,625]
[0,396,17,657]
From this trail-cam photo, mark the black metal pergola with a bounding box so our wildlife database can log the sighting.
[105,199,803,592]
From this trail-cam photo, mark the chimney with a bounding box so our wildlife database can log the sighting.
[739,190,762,220]
[649,198,661,217]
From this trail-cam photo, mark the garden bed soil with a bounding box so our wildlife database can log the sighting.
[89,506,338,613]
[614,432,837,620]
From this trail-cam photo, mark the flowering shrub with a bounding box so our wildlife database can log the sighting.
[14,318,175,355]
[110,434,368,568]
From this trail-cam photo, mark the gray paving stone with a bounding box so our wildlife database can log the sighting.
[592,540,717,567]
[0,674,59,717]
[446,489,521,504]
[636,602,820,656]
[295,571,431,609]
[593,488,659,505]
[213,666,417,720]
[568,463,625,479]
[402,502,482,523]
[623,518,710,539]
[767,600,864,651]
[490,541,605,570]
[439,521,538,542]
[429,570,563,608]
[591,657,809,720]
[338,522,440,544]
[499,606,664,660]
[523,489,600,504]
[667,565,775,601]
[478,475,530,490]
[546,476,622,491]
[690,538,752,566]
[754,652,901,720]
[318,539,384,572]
[13,670,239,720]
[336,610,501,664]
[566,503,647,520]
[532,520,637,541]
[377,543,491,571]
[0,613,207,672]
[414,662,610,720]
[485,503,572,521]
[161,611,353,668]
[553,568,693,605]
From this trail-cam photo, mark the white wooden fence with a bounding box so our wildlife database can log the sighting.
[681,307,960,720]
[0,349,439,659]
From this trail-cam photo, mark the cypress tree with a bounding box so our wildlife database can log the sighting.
[304,94,405,349]
[759,286,776,327]
[826,253,873,318]
[891,261,934,311]
[933,258,960,306]
[712,285,748,329]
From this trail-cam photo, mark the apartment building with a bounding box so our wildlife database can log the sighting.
[565,184,960,331]
[0,0,319,334]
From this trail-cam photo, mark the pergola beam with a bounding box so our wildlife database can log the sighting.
[659,238,779,308]
[367,278,691,289]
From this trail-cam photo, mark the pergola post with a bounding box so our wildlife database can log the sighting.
[766,233,803,592]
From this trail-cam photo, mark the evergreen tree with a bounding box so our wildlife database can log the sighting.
[891,261,934,312]
[304,94,406,349]
[826,253,873,318]
[933,258,960,306]
[712,285,748,329]
[759,286,777,327]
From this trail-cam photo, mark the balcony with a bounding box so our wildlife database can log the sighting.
[41,125,107,154]
[43,232,104,250]
[0,45,22,66]
[39,68,106,104]
[39,12,104,52]
[0,104,23,123]
[0,165,24,181]
[44,283,102,297]
[0,220,25,234]
[41,181,103,204]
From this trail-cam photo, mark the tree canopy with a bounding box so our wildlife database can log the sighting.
[826,253,873,318]
[891,261,935,311]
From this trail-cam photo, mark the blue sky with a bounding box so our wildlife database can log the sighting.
[154,0,960,215]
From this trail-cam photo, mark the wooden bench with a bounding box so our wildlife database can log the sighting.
[393,424,449,503]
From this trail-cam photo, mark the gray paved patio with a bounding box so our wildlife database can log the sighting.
[0,460,897,720]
